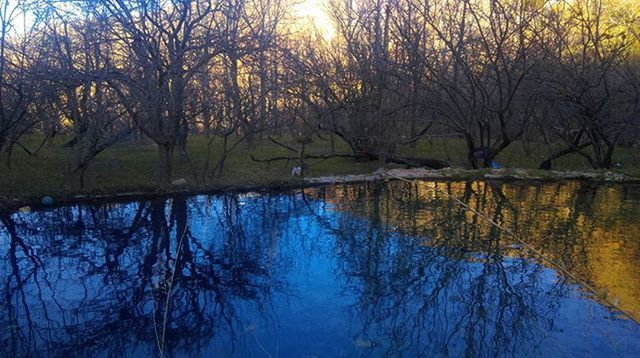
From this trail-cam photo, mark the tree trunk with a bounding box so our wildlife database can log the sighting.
[599,143,615,169]
[214,135,229,178]
[78,166,88,189]
[0,135,6,166]
[329,133,335,153]
[4,139,13,169]
[229,55,251,147]
[464,135,478,169]
[539,142,592,170]
[158,143,174,186]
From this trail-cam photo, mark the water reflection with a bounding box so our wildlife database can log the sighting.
[314,181,640,321]
[1,181,639,357]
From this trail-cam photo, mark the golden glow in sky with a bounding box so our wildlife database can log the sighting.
[294,0,335,40]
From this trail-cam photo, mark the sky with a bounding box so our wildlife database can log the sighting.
[294,0,335,40]
[3,0,336,40]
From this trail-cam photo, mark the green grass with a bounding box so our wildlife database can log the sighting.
[0,135,379,202]
[1,134,639,204]
[401,137,640,176]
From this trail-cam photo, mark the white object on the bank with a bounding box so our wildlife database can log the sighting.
[291,166,303,177]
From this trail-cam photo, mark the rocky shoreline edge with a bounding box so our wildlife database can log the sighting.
[1,168,638,213]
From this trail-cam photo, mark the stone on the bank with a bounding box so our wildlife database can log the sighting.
[41,196,54,206]
[604,172,627,182]
[373,168,386,176]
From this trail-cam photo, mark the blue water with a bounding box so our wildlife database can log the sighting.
[1,182,639,357]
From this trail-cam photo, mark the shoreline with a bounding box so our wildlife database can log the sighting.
[2,168,639,213]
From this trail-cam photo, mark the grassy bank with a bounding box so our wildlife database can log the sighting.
[1,134,639,207]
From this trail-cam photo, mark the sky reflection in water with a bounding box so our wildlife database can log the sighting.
[1,181,639,357]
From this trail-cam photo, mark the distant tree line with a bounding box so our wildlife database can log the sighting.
[0,0,639,185]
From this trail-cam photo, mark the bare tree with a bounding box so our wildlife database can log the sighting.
[536,0,636,169]
[421,0,543,168]
[0,0,42,167]
[35,11,134,187]
[2,0,640,184]
[86,0,222,185]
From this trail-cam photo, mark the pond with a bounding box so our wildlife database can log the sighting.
[1,181,640,357]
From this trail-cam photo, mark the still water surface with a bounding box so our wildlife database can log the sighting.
[1,181,640,357]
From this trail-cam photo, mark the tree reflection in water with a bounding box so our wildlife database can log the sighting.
[1,182,639,357]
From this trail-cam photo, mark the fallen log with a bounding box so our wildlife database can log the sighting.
[386,156,450,169]
[251,152,450,169]
[250,153,368,164]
